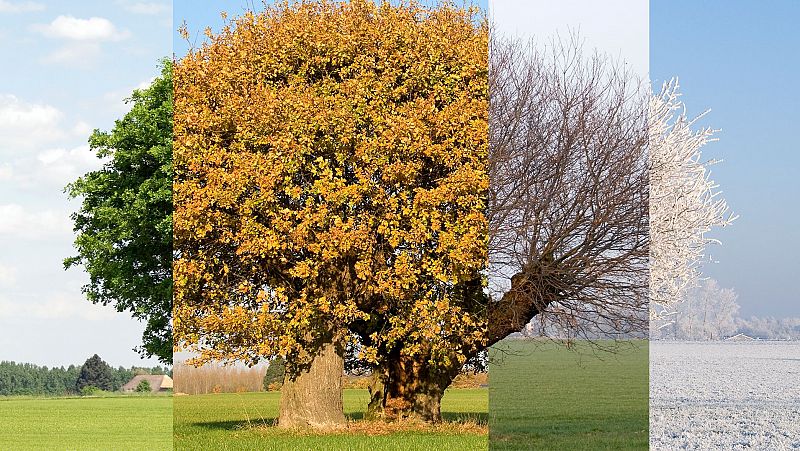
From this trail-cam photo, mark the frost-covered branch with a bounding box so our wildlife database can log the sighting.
[649,80,737,322]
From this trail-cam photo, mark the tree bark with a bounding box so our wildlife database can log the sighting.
[365,371,385,421]
[380,264,558,422]
[278,340,346,429]
[487,263,560,347]
[381,353,456,423]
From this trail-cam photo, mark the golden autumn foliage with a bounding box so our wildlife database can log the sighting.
[173,0,487,373]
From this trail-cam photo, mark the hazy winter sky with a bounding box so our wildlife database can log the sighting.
[0,0,170,367]
[490,0,648,78]
[651,0,799,317]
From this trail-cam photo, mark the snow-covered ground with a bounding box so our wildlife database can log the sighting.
[651,341,800,450]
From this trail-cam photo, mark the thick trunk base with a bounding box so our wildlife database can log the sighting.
[278,341,346,429]
[383,356,452,423]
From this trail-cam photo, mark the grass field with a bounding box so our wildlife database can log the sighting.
[174,389,488,450]
[489,339,648,450]
[0,394,172,450]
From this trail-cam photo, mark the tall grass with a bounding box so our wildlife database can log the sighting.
[173,362,267,395]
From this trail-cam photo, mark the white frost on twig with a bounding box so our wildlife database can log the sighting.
[649,79,737,322]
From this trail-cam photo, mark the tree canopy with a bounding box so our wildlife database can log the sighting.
[135,380,152,393]
[649,80,736,321]
[174,0,486,370]
[65,61,173,364]
[263,357,286,390]
[173,0,487,423]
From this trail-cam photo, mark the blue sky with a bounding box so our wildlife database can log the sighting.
[174,0,488,57]
[0,0,170,367]
[651,0,799,317]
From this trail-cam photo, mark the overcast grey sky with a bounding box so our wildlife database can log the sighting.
[0,0,170,367]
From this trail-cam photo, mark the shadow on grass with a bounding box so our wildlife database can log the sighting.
[191,411,487,432]
[192,418,276,431]
[346,411,487,424]
[444,412,488,424]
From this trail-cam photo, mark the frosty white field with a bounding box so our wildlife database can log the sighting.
[650,341,800,450]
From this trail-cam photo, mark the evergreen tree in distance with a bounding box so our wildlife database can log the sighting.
[76,354,114,392]
[263,357,286,391]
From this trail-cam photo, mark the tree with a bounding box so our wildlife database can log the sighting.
[76,354,114,392]
[173,0,487,426]
[658,278,739,340]
[135,379,152,393]
[65,61,173,364]
[263,357,285,391]
[486,35,649,347]
[112,365,135,391]
[649,80,736,323]
[736,316,800,340]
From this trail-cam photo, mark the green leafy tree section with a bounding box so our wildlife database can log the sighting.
[135,380,152,393]
[65,61,173,364]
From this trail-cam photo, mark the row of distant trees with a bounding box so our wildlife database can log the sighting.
[0,355,170,397]
[652,279,800,341]
[170,357,285,395]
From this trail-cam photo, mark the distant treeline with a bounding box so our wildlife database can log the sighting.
[0,361,171,397]
[172,362,266,395]
[650,279,800,341]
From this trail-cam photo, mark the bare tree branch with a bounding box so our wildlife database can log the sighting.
[488,34,649,345]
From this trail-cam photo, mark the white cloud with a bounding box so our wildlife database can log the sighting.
[103,77,154,113]
[0,94,65,151]
[0,293,117,321]
[31,15,130,42]
[120,1,170,15]
[40,42,102,65]
[72,121,93,137]
[36,145,105,186]
[0,0,44,13]
[0,144,104,189]
[0,204,73,239]
[0,264,17,287]
[31,16,130,65]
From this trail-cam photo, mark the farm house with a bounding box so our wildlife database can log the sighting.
[121,375,173,393]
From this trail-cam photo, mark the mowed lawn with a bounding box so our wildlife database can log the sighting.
[0,395,172,450]
[489,339,648,450]
[174,389,488,450]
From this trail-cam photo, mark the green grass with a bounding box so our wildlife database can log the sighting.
[174,389,488,450]
[0,394,173,450]
[489,339,648,450]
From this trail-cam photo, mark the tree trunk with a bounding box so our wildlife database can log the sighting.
[278,340,346,429]
[382,354,454,423]
[365,371,385,421]
[487,262,561,347]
